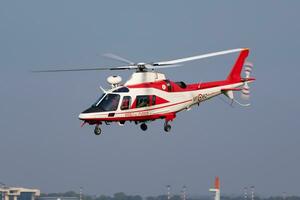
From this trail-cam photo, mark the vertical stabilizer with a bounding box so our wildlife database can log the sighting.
[227,49,249,82]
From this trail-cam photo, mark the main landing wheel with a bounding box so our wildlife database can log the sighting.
[94,125,102,135]
[164,122,171,133]
[140,123,148,131]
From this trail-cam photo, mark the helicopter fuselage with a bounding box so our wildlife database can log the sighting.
[78,71,253,125]
[76,48,254,134]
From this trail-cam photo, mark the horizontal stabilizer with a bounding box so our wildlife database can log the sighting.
[221,88,241,91]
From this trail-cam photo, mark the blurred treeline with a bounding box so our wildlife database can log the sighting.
[40,191,300,200]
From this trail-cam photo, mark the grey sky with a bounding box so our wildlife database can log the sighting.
[0,0,299,197]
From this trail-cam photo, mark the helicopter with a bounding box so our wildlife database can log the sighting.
[34,48,255,135]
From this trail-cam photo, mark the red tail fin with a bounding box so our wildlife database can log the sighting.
[227,48,249,81]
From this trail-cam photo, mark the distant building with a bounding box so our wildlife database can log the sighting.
[209,177,220,200]
[39,197,79,200]
[0,187,40,200]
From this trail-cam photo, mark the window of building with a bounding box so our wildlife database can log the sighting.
[18,192,34,200]
[136,95,150,108]
[121,96,131,110]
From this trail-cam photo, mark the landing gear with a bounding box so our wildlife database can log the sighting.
[94,125,102,135]
[140,123,148,131]
[164,121,171,132]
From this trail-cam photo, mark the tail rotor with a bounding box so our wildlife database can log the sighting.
[244,61,253,78]
[241,82,250,100]
[241,61,253,100]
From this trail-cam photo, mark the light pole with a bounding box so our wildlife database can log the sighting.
[79,187,83,200]
[182,186,187,200]
[283,192,287,200]
[250,186,255,200]
[166,185,171,200]
[244,187,248,200]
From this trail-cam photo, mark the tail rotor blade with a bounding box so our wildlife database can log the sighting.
[241,93,250,101]
[241,82,250,100]
[244,61,253,78]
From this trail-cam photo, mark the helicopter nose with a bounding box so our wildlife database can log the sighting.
[78,110,95,120]
[79,106,101,121]
[78,113,87,121]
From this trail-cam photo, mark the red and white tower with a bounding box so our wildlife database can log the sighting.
[209,177,220,200]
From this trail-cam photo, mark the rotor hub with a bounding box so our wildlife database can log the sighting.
[136,63,147,71]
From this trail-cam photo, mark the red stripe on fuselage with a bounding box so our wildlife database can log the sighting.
[121,99,192,114]
[82,112,176,124]
[127,79,242,92]
[80,99,192,122]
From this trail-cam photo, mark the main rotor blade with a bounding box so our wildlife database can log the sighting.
[31,65,137,73]
[147,64,183,69]
[153,48,246,66]
[102,53,134,65]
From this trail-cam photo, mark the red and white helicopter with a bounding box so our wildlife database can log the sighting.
[35,48,255,135]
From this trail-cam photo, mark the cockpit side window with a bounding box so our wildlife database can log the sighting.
[136,95,150,108]
[151,95,156,106]
[121,96,131,110]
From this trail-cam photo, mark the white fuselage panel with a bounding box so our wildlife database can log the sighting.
[125,72,166,85]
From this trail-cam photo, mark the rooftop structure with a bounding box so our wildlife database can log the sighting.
[0,187,40,200]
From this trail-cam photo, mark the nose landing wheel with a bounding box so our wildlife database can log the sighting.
[94,125,102,135]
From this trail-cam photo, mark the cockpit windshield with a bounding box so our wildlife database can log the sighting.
[113,87,129,93]
[92,94,105,107]
[92,93,120,112]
